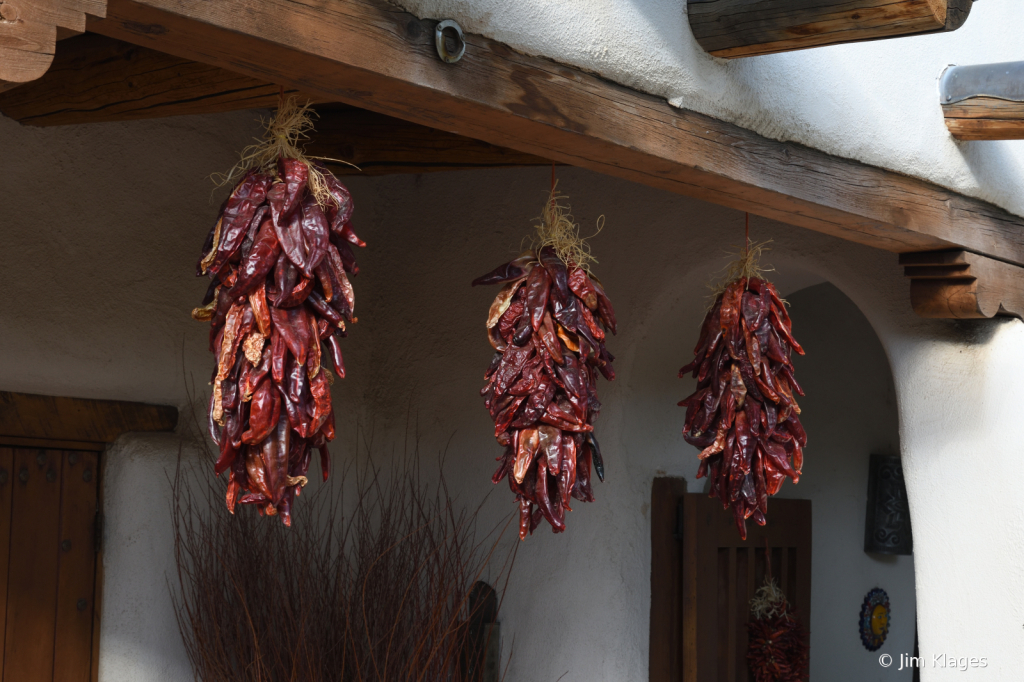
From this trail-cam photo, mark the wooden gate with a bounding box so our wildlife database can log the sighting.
[650,482,812,682]
[0,448,100,682]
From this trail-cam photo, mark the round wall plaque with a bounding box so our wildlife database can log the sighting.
[859,587,890,651]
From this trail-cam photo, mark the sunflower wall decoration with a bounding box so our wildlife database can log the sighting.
[859,587,890,651]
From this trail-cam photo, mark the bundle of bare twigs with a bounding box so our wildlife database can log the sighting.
[172,404,515,682]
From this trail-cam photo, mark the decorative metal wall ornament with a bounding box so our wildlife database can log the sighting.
[859,588,890,651]
[864,454,913,555]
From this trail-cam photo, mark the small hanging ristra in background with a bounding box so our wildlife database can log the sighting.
[475,181,616,539]
[192,98,364,525]
[677,234,806,539]
[746,570,809,682]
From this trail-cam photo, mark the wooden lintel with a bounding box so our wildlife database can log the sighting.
[82,0,1024,267]
[687,0,972,59]
[0,0,106,89]
[943,98,1024,141]
[0,34,553,174]
[900,250,1024,319]
[0,391,178,447]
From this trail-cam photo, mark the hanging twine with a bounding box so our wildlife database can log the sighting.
[750,543,789,619]
[747,543,809,682]
[211,94,356,208]
[709,212,776,295]
[531,163,604,273]
[750,580,789,620]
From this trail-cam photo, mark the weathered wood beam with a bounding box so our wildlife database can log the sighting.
[0,32,316,123]
[940,62,1024,141]
[309,105,554,175]
[84,0,1024,268]
[943,99,1024,141]
[0,0,106,89]
[0,33,553,173]
[688,0,972,58]
[0,391,178,449]
[901,250,1024,319]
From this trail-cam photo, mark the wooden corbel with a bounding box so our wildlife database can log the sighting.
[688,0,972,59]
[0,0,106,91]
[900,250,1024,320]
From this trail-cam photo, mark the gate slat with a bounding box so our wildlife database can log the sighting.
[3,448,63,682]
[53,451,99,682]
[0,449,13,675]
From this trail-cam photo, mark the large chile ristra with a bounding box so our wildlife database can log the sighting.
[194,158,364,525]
[678,277,807,539]
[475,246,617,539]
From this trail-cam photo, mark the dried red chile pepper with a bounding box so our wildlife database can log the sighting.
[475,247,616,539]
[678,277,806,539]
[194,159,363,525]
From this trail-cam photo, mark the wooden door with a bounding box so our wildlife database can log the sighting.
[650,483,811,682]
[0,448,100,682]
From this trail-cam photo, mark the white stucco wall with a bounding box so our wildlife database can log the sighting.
[396,0,1024,219]
[2,110,1022,681]
[99,433,193,682]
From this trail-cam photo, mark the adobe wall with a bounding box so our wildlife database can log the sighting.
[0,110,1016,680]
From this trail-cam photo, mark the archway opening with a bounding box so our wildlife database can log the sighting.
[781,282,914,680]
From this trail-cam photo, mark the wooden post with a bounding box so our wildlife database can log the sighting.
[688,0,972,59]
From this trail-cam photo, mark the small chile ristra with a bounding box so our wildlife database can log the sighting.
[475,244,616,539]
[678,276,806,539]
[193,150,364,526]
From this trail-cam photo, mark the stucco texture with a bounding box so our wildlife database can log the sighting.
[395,0,1024,220]
[1,109,1021,680]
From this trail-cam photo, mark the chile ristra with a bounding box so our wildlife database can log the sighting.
[193,159,364,525]
[678,277,807,539]
[475,247,616,539]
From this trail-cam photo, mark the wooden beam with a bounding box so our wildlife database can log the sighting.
[309,105,553,175]
[0,32,316,124]
[0,391,177,448]
[83,0,1024,268]
[901,250,1024,319]
[942,99,1024,141]
[0,33,553,173]
[688,0,972,58]
[940,62,1024,141]
[0,0,106,89]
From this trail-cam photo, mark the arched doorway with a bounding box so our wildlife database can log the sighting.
[650,281,915,682]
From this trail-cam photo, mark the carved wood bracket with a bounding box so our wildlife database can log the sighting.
[0,0,106,89]
[901,250,1024,319]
